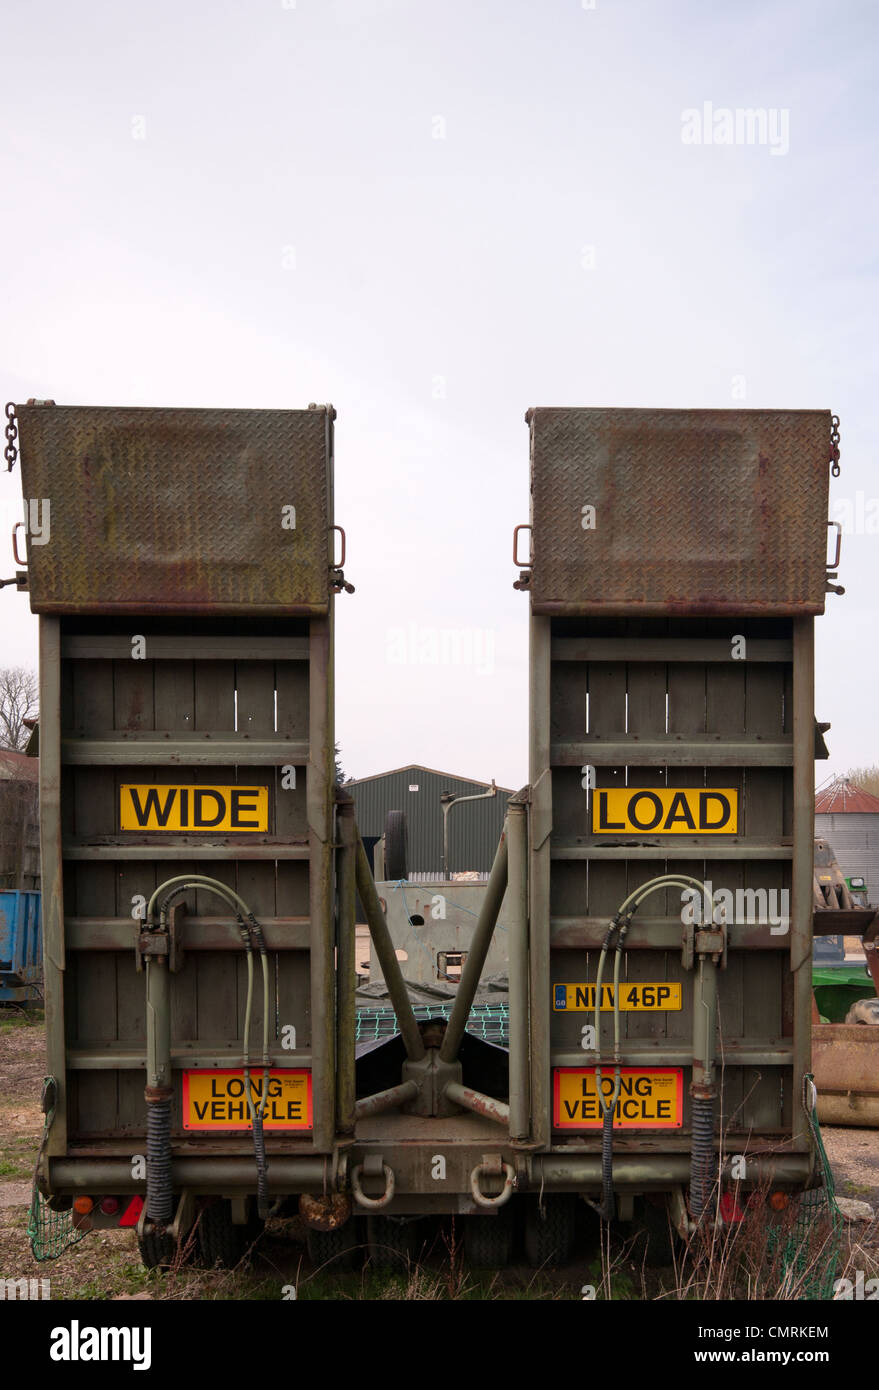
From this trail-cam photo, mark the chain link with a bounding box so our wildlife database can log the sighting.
[4,402,18,472]
[830,413,841,477]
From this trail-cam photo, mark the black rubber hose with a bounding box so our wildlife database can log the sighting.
[601,1107,615,1222]
[146,1100,173,1225]
[690,1096,715,1220]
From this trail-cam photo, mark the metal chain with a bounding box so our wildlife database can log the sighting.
[830,414,841,477]
[4,402,18,472]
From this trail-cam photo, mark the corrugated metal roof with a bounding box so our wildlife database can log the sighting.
[0,750,39,784]
[814,778,879,814]
[348,763,513,792]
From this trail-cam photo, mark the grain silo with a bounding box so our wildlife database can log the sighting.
[815,776,879,905]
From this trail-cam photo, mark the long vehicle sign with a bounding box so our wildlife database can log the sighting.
[554,1068,683,1129]
[592,788,738,834]
[183,1069,312,1130]
[120,784,269,833]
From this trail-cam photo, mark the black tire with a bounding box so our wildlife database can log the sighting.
[384,810,408,881]
[524,1194,578,1267]
[627,1195,678,1268]
[306,1219,361,1272]
[137,1228,176,1270]
[464,1206,515,1268]
[367,1215,419,1270]
[197,1199,259,1268]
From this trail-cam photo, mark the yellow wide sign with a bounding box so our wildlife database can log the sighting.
[592,787,737,834]
[120,784,269,833]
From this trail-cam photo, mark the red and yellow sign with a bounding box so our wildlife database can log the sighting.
[553,1068,683,1129]
[183,1069,312,1130]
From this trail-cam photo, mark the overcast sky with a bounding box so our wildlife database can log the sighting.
[1,0,876,788]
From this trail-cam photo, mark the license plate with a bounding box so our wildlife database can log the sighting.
[553,1068,683,1129]
[553,983,682,1011]
[183,1069,312,1130]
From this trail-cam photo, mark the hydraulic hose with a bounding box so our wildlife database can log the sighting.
[589,874,719,1228]
[689,1094,715,1219]
[143,874,272,1228]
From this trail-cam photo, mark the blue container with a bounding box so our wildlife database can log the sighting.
[0,891,42,1004]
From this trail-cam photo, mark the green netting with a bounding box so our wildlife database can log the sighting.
[27,1077,88,1262]
[768,1076,843,1300]
[356,1002,509,1046]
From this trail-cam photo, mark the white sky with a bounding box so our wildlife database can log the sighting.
[1,0,876,788]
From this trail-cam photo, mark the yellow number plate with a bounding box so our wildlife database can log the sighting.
[182,1070,312,1130]
[592,787,738,834]
[554,1068,683,1129]
[553,983,682,1011]
[120,784,269,833]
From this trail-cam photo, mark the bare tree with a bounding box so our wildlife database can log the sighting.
[844,765,879,799]
[0,667,39,751]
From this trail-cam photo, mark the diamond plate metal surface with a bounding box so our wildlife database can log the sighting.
[17,405,333,614]
[528,408,833,615]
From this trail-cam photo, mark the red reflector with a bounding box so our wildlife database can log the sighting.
[100,1196,120,1215]
[119,1195,144,1228]
[719,1192,744,1223]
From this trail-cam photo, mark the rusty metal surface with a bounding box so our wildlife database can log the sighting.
[813,1022,879,1126]
[17,404,333,614]
[527,408,833,615]
[299,1192,352,1231]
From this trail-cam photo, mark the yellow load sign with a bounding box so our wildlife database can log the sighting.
[120,784,269,833]
[183,1070,312,1130]
[554,1068,683,1129]
[592,787,738,835]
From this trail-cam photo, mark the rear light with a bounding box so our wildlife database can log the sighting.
[718,1192,744,1222]
[99,1196,120,1215]
[769,1191,789,1211]
[119,1195,144,1228]
[73,1196,94,1215]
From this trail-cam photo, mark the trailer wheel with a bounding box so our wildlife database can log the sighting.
[137,1229,176,1271]
[384,810,408,881]
[464,1208,514,1268]
[628,1195,678,1268]
[306,1219,361,1272]
[197,1199,260,1268]
[524,1194,578,1267]
[367,1215,418,1270]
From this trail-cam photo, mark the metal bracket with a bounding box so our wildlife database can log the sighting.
[136,905,185,973]
[695,923,727,969]
[167,903,186,974]
[683,914,728,969]
[166,1190,196,1242]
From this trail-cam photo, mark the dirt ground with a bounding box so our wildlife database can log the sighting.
[2,1007,877,1300]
